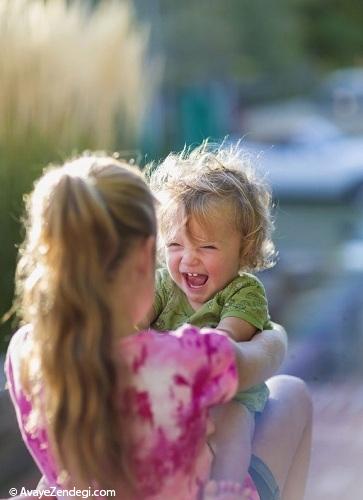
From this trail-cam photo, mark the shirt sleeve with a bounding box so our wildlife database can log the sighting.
[152,268,170,320]
[171,325,238,408]
[220,274,271,331]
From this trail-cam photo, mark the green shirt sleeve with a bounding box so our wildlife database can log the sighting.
[219,274,271,331]
[153,268,172,321]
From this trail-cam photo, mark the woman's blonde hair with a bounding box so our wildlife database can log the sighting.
[15,154,156,492]
[149,142,276,271]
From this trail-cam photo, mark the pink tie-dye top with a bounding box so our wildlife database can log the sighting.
[5,324,238,499]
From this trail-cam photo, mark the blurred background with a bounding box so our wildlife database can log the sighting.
[1,0,363,499]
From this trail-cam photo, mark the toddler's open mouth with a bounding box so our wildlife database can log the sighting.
[183,272,208,288]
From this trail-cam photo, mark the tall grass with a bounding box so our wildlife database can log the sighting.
[0,0,148,350]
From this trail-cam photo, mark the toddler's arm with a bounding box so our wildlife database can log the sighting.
[229,323,287,391]
[216,316,287,391]
[217,316,257,342]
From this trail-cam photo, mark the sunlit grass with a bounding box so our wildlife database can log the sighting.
[0,0,147,148]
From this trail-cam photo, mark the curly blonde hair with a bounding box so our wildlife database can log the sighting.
[149,142,276,271]
[15,154,156,492]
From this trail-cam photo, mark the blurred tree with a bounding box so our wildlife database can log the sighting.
[92,0,362,150]
[300,0,363,68]
[155,0,306,84]
[135,0,311,151]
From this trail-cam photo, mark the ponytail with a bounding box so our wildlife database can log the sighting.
[16,156,156,491]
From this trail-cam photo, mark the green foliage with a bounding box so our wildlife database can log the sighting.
[139,0,361,86]
[301,0,363,69]
[153,0,307,84]
[1,139,62,350]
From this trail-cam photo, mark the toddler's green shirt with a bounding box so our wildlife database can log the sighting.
[151,268,273,412]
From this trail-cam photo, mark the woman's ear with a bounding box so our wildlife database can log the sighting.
[135,236,156,277]
[111,236,156,330]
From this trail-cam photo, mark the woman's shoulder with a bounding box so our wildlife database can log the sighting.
[5,324,33,371]
[120,325,236,376]
[4,325,34,412]
[125,324,230,350]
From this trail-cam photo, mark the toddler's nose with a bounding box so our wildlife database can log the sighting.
[181,249,199,266]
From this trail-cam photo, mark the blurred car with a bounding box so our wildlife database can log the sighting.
[241,98,341,146]
[315,67,363,135]
[239,99,363,203]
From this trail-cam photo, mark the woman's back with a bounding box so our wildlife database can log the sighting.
[6,324,237,499]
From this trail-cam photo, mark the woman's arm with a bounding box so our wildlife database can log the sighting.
[231,323,287,391]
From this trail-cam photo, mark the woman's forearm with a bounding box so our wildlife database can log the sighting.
[232,323,287,391]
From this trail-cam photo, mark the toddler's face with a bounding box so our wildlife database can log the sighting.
[164,214,242,310]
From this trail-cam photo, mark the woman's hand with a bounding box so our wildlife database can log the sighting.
[202,477,260,500]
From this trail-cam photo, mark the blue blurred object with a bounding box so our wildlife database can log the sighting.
[315,68,363,135]
[239,99,363,206]
[233,101,363,379]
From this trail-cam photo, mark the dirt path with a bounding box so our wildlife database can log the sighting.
[305,380,363,500]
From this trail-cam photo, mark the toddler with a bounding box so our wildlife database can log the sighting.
[146,143,277,487]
